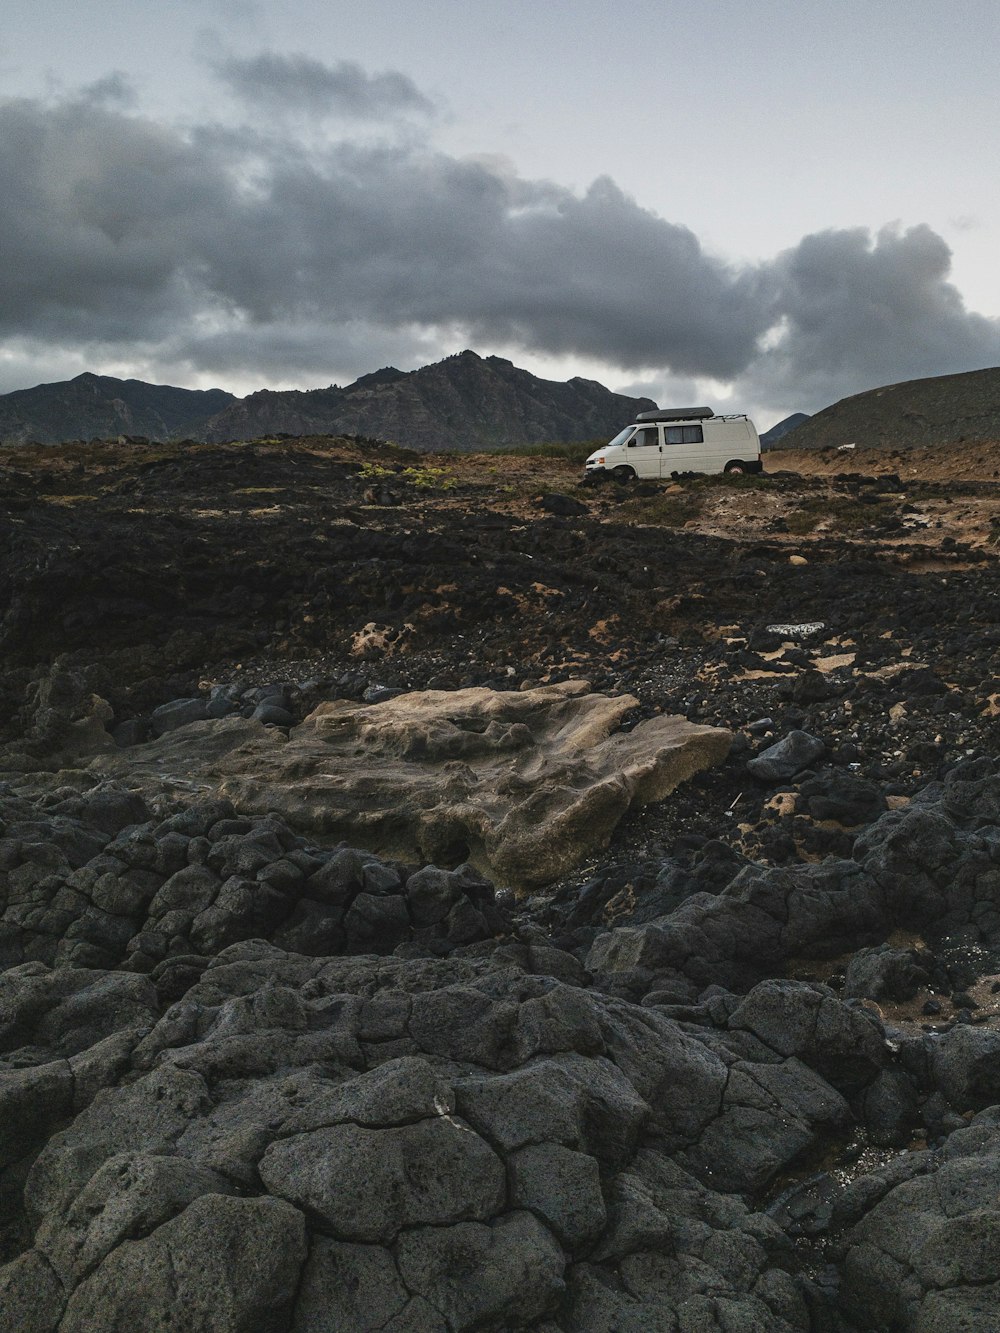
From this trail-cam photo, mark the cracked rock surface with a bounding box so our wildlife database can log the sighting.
[3,773,1000,1328]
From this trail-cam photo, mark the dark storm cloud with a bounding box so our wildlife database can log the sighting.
[452,176,774,377]
[747,224,1000,411]
[0,97,231,342]
[0,90,770,380]
[1,80,998,410]
[216,53,435,119]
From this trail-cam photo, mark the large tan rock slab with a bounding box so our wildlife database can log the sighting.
[93,681,730,888]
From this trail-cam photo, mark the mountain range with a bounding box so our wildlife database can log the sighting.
[7,354,998,454]
[0,352,655,451]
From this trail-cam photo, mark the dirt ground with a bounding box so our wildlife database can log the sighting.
[6,432,1000,1031]
[772,440,1000,481]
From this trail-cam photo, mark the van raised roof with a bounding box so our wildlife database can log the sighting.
[635,406,714,423]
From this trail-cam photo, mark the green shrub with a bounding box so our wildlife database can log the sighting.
[400,465,457,490]
[357,462,393,480]
[357,461,457,490]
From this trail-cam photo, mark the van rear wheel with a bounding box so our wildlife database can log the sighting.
[611,465,636,483]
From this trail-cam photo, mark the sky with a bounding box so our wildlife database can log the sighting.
[2,1,999,428]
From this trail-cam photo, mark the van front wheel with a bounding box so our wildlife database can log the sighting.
[611,466,636,483]
[724,460,747,475]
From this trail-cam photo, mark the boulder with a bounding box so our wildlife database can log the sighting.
[931,1025,1000,1112]
[92,681,732,888]
[395,1212,565,1330]
[0,1250,66,1333]
[292,1239,445,1332]
[57,1194,306,1332]
[508,1142,606,1249]
[0,792,510,970]
[149,698,209,736]
[843,943,932,1001]
[536,493,588,517]
[727,979,888,1092]
[797,772,887,826]
[258,1116,506,1243]
[747,730,826,782]
[841,1117,1000,1330]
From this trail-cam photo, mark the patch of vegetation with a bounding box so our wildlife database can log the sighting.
[784,495,883,534]
[620,490,704,528]
[401,465,457,490]
[357,462,394,481]
[357,461,457,490]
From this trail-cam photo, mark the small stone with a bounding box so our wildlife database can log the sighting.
[252,703,294,726]
[362,685,407,704]
[746,730,826,782]
[536,493,588,517]
[150,698,209,736]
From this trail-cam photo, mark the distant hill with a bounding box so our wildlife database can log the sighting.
[0,373,236,447]
[760,413,810,449]
[773,367,1000,451]
[0,352,655,451]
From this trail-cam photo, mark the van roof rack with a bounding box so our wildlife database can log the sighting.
[635,406,714,423]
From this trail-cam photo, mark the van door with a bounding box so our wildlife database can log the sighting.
[661,422,706,474]
[624,424,663,478]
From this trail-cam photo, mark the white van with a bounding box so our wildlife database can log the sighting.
[584,407,761,481]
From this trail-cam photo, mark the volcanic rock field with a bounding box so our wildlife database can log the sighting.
[4,435,1000,1331]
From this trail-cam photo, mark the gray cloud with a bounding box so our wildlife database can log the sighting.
[0,97,230,343]
[216,53,435,120]
[160,319,447,389]
[0,81,998,419]
[77,73,138,109]
[745,224,1000,415]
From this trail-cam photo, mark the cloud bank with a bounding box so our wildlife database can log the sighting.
[216,53,436,120]
[2,61,999,418]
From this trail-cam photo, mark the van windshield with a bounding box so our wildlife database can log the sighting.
[605,426,636,449]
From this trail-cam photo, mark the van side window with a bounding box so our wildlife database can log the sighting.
[627,427,659,448]
[665,425,704,445]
